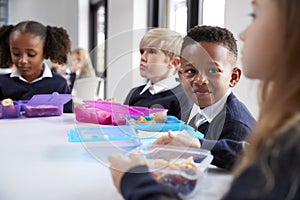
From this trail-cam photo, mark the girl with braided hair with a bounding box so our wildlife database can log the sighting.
[0,20,73,113]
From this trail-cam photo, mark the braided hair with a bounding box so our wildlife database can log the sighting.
[0,20,71,67]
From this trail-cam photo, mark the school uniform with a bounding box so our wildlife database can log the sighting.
[222,116,300,199]
[182,91,256,170]
[121,117,300,200]
[121,165,180,200]
[0,63,73,113]
[124,76,194,120]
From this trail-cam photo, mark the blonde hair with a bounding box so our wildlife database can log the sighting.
[139,28,183,59]
[236,0,300,174]
[71,48,96,78]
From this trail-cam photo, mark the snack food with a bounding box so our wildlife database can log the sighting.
[147,156,198,196]
[152,112,167,123]
[1,98,14,106]
[1,98,17,117]
[128,113,167,124]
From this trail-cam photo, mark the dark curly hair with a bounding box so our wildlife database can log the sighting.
[181,25,238,65]
[0,20,71,67]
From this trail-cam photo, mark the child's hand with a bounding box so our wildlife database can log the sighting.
[153,130,201,149]
[108,153,147,192]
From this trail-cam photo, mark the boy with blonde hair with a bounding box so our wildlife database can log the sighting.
[124,28,193,119]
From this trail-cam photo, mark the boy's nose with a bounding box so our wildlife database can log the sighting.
[193,72,208,84]
[140,51,147,61]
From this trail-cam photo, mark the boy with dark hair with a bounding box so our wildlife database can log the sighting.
[155,25,256,170]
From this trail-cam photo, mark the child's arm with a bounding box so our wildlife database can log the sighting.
[108,153,181,200]
[203,138,247,170]
[153,129,247,170]
[153,130,201,148]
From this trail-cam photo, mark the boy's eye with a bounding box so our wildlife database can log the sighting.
[207,68,220,74]
[180,67,197,78]
[248,12,256,20]
[148,48,157,54]
[140,49,144,54]
[185,69,196,75]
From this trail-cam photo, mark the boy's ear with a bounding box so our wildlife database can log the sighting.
[229,67,242,87]
[170,57,181,68]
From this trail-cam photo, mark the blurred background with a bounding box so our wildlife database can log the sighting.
[1,0,259,118]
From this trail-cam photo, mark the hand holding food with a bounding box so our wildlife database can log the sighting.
[108,153,147,192]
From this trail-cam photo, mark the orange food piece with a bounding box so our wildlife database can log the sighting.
[138,116,147,123]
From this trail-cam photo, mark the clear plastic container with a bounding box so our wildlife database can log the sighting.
[130,106,168,116]
[68,126,141,153]
[137,144,213,199]
[68,126,138,142]
[126,115,185,132]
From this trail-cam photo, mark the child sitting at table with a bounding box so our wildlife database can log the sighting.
[124,28,193,120]
[0,20,73,113]
[154,25,256,170]
[108,0,300,198]
[69,47,96,90]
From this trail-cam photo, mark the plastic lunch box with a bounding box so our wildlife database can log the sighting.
[132,144,213,198]
[0,92,72,119]
[74,99,168,125]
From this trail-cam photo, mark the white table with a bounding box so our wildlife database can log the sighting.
[0,114,233,200]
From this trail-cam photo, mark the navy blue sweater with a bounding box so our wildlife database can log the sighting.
[0,72,73,113]
[124,84,193,120]
[182,93,256,170]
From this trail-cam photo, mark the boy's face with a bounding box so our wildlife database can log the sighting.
[139,47,175,84]
[9,32,45,82]
[179,42,239,109]
[51,62,66,74]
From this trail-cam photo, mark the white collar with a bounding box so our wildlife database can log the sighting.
[139,76,180,95]
[187,90,231,123]
[0,68,13,74]
[10,63,53,83]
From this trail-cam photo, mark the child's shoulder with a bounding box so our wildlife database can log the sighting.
[0,73,12,83]
[225,93,256,124]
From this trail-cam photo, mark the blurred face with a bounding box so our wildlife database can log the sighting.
[139,47,175,84]
[71,54,82,69]
[9,32,45,82]
[179,42,240,108]
[51,62,66,73]
[239,0,282,80]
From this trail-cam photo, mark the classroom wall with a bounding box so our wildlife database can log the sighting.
[225,0,259,118]
[8,0,89,52]
[106,0,147,102]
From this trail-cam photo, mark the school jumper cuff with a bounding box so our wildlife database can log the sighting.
[121,165,179,200]
[200,139,245,171]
